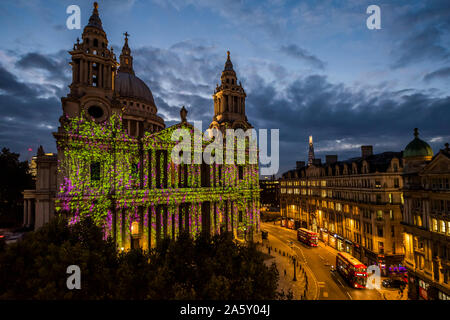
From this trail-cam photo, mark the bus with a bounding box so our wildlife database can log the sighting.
[297,228,318,247]
[336,252,367,288]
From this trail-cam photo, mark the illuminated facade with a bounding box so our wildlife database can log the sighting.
[24,3,260,247]
[402,129,450,300]
[280,145,405,273]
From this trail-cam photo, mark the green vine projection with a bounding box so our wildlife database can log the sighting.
[55,112,260,249]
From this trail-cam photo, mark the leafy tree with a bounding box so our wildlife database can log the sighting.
[0,217,284,300]
[0,148,34,228]
[0,217,117,299]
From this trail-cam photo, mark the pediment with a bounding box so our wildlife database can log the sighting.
[421,153,450,174]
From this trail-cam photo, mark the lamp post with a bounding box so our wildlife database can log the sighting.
[289,241,297,281]
[293,256,297,281]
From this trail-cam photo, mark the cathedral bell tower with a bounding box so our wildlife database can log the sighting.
[210,51,251,132]
[60,2,119,125]
[118,32,134,75]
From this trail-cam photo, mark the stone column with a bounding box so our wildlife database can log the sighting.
[23,200,28,226]
[98,64,102,88]
[27,200,32,227]
[89,62,93,85]
[79,60,84,84]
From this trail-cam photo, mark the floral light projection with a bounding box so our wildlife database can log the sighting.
[55,112,261,250]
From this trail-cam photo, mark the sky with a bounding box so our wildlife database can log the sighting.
[0,0,449,175]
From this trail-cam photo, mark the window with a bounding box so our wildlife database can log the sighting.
[238,166,244,180]
[376,210,383,220]
[432,218,438,232]
[414,214,423,227]
[394,178,399,188]
[377,227,383,237]
[378,242,384,254]
[90,162,100,181]
[201,163,210,187]
[440,220,446,234]
[239,211,243,223]
[131,221,139,236]
[439,291,450,300]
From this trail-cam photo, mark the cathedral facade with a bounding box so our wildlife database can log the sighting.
[24,3,260,250]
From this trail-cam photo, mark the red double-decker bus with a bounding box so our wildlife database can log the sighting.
[297,228,318,247]
[336,252,367,288]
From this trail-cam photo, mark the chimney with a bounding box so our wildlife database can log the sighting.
[326,155,338,165]
[296,161,305,169]
[361,145,373,158]
[312,158,322,166]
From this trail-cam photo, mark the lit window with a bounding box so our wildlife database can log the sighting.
[440,220,446,234]
[131,221,139,236]
[432,219,438,232]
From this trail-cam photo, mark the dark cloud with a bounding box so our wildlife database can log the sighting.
[15,50,71,85]
[0,66,60,156]
[280,44,325,70]
[391,26,449,69]
[244,73,450,174]
[388,1,450,68]
[1,36,449,175]
[424,66,450,82]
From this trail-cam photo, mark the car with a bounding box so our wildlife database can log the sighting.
[382,278,406,289]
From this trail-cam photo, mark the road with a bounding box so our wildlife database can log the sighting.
[261,222,383,300]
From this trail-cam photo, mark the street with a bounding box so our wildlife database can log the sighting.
[261,222,384,300]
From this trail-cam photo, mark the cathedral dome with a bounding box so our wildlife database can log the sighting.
[404,128,433,159]
[115,72,156,106]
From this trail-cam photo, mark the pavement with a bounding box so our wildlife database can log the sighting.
[259,234,319,300]
[260,222,388,300]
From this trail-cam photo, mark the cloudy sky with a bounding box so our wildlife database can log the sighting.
[0,0,449,175]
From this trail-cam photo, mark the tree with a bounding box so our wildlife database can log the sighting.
[0,148,34,228]
[0,217,283,300]
[0,216,117,299]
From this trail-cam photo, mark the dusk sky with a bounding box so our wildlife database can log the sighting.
[0,0,449,175]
